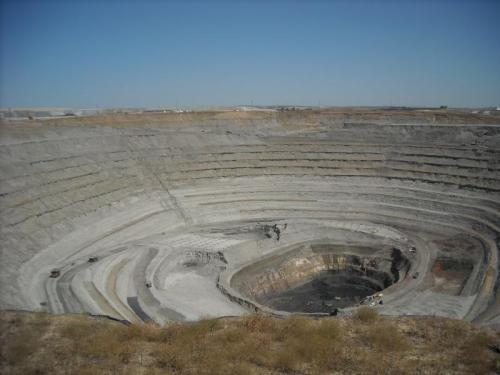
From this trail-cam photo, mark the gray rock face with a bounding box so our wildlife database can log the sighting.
[1,109,499,325]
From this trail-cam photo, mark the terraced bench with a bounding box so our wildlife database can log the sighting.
[1,109,499,328]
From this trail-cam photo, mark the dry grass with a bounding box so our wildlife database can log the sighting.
[1,311,499,374]
[364,321,410,352]
[354,306,379,322]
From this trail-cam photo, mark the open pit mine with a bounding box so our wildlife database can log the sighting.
[1,108,499,328]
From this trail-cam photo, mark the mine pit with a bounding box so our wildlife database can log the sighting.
[1,109,499,325]
[256,269,387,313]
[230,244,410,313]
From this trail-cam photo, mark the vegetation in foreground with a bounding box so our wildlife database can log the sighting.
[1,308,499,374]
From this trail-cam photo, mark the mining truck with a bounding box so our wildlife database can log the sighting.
[50,269,60,278]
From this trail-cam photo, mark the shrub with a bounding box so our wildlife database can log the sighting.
[238,313,275,333]
[3,330,39,365]
[271,347,300,372]
[459,330,500,373]
[365,323,410,352]
[317,318,342,340]
[3,311,500,375]
[58,319,95,340]
[273,315,310,341]
[354,307,379,322]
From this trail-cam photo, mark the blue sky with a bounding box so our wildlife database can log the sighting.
[1,0,499,108]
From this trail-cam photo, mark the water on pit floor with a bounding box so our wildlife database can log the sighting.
[257,270,383,313]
